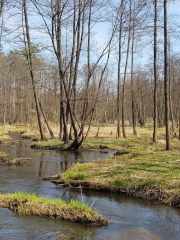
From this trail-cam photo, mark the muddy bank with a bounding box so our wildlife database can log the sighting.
[0,158,31,165]
[44,175,180,208]
[0,194,107,226]
[31,142,116,153]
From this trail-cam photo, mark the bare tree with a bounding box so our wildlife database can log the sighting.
[116,0,124,139]
[153,0,158,143]
[23,0,46,140]
[122,0,132,138]
[164,0,171,150]
[130,0,137,136]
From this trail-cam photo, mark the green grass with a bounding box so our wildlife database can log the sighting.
[69,200,92,212]
[12,192,84,209]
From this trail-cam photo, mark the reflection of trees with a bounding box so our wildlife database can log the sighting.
[56,223,98,240]
[38,151,108,177]
[39,161,42,177]
[38,152,61,177]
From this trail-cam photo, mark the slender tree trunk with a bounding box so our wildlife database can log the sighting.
[0,0,4,45]
[164,0,171,150]
[23,0,46,141]
[56,0,69,143]
[117,0,123,139]
[168,42,174,133]
[131,2,137,136]
[153,0,158,143]
[0,0,3,19]
[122,0,131,138]
[39,100,54,139]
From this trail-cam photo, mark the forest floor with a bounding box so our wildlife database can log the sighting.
[27,124,180,208]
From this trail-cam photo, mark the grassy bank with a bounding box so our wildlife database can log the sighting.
[55,137,180,206]
[25,125,180,206]
[33,125,180,207]
[0,193,107,226]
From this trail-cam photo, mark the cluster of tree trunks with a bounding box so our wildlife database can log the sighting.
[0,0,179,150]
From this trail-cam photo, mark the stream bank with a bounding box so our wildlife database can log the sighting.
[45,175,180,208]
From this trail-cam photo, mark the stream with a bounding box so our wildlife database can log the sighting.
[0,132,180,240]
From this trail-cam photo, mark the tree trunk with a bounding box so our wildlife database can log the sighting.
[168,42,174,133]
[0,0,3,19]
[39,100,54,139]
[122,0,131,138]
[131,2,137,136]
[153,0,158,143]
[117,0,123,138]
[23,0,46,141]
[0,0,4,45]
[164,0,171,150]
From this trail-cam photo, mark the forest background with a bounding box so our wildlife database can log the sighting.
[0,0,180,150]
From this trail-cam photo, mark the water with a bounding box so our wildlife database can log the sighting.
[0,132,180,240]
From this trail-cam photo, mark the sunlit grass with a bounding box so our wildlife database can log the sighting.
[0,192,94,213]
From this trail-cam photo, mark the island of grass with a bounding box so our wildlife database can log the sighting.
[0,193,107,226]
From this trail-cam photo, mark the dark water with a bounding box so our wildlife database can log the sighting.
[0,132,180,240]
